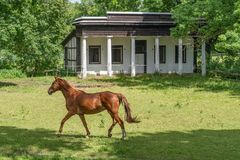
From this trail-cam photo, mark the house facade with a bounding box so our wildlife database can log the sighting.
[62,11,206,78]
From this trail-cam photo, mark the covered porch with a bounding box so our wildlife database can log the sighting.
[62,11,207,78]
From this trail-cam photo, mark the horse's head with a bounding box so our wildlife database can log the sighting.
[48,76,62,95]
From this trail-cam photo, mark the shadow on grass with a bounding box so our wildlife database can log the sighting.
[0,126,89,157]
[1,126,240,160]
[90,74,240,96]
[0,81,17,88]
[111,129,240,160]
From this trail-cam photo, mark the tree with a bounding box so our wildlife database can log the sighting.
[0,0,72,75]
[215,26,240,55]
[171,0,240,54]
[75,0,141,16]
[141,0,180,12]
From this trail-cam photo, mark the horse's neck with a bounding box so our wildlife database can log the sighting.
[60,82,76,100]
[61,88,85,101]
[59,80,86,101]
[61,87,73,99]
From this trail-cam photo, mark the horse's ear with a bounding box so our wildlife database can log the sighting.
[54,76,58,80]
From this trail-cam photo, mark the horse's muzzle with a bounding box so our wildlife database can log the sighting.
[48,89,53,95]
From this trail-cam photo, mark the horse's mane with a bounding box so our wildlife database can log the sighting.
[58,78,75,90]
[58,78,84,93]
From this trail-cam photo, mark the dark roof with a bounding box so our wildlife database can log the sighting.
[62,11,205,46]
[73,11,175,26]
[61,29,76,46]
[62,11,175,46]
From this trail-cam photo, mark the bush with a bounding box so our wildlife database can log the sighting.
[209,55,240,74]
[209,55,240,79]
[0,69,26,78]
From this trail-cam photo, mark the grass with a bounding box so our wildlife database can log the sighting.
[0,74,240,160]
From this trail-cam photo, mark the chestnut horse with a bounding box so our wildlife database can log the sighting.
[48,77,139,139]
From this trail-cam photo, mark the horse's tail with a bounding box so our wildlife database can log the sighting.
[117,94,140,123]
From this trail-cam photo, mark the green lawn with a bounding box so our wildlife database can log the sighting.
[0,74,240,160]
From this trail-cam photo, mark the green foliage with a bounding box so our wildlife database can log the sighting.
[141,0,180,12]
[0,49,17,69]
[209,55,240,74]
[172,0,239,38]
[0,0,72,76]
[75,0,180,16]
[0,0,239,75]
[140,0,164,12]
[172,0,240,55]
[0,69,26,78]
[75,0,141,16]
[215,25,240,55]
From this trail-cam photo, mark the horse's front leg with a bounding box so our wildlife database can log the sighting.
[79,114,91,138]
[58,111,74,136]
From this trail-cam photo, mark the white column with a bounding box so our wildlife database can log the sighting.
[81,36,87,79]
[201,41,206,76]
[178,38,183,75]
[131,36,136,77]
[155,37,160,72]
[107,36,112,76]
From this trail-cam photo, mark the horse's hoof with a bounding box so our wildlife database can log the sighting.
[121,134,127,140]
[121,136,128,140]
[56,132,62,137]
[108,133,112,138]
[85,135,90,139]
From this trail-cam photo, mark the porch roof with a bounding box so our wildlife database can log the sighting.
[73,11,175,26]
[61,29,76,46]
[62,11,176,46]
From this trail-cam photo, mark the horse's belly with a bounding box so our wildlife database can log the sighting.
[79,105,106,114]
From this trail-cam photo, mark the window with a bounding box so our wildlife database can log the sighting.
[154,45,166,64]
[112,45,123,64]
[136,40,146,54]
[159,46,166,64]
[67,49,76,61]
[89,45,101,64]
[136,45,145,53]
[175,45,187,63]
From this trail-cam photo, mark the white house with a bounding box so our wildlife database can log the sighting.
[62,11,206,78]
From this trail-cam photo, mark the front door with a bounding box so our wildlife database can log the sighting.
[135,40,147,73]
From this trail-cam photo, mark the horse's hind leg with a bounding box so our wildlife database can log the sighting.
[107,112,117,138]
[114,113,126,139]
[79,114,90,138]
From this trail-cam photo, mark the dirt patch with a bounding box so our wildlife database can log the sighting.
[74,83,115,88]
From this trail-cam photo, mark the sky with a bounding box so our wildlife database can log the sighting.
[69,0,80,3]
